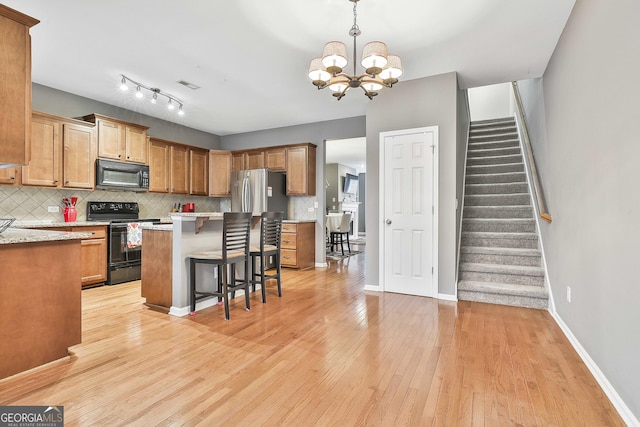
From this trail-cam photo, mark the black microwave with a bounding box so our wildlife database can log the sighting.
[95,159,149,191]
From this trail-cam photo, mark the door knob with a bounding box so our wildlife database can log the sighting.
[386,219,392,225]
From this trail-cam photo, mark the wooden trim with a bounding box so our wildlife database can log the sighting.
[0,4,40,27]
[82,113,150,131]
[33,110,96,128]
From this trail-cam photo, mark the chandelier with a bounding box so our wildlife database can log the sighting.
[308,0,403,100]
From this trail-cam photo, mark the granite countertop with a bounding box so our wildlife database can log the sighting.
[0,228,92,245]
[140,223,173,231]
[14,220,110,228]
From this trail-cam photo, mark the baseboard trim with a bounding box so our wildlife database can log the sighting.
[438,293,458,302]
[363,285,381,292]
[550,311,639,426]
[315,262,328,268]
[169,297,220,317]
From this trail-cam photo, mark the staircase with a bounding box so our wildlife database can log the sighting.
[458,117,548,310]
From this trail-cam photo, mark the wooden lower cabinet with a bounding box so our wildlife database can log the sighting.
[281,222,315,270]
[141,229,172,309]
[74,225,107,287]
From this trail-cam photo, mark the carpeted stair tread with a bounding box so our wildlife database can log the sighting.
[459,262,544,277]
[467,153,523,166]
[469,127,517,137]
[466,163,525,174]
[465,182,529,194]
[464,193,532,206]
[471,118,515,127]
[458,280,547,296]
[462,217,536,233]
[462,231,539,240]
[461,246,541,257]
[465,172,527,184]
[468,140,520,150]
[468,146,521,157]
[460,246,542,267]
[463,205,534,219]
[469,133,520,143]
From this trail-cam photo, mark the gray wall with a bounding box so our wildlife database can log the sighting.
[365,72,461,296]
[32,84,221,149]
[221,116,366,265]
[521,0,640,419]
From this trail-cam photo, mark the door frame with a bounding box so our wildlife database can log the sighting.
[378,126,439,297]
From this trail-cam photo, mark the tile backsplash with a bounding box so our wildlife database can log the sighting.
[0,186,222,222]
[0,186,317,222]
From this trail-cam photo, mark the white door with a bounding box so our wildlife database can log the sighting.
[380,127,438,297]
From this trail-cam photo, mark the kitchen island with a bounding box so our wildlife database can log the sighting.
[0,228,89,379]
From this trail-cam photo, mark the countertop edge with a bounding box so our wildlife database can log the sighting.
[0,229,92,245]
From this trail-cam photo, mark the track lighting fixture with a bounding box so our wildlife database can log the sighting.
[118,74,185,115]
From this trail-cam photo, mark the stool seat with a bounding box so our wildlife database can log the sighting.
[190,249,247,260]
[249,244,278,254]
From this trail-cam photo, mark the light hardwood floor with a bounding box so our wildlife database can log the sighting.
[0,252,624,426]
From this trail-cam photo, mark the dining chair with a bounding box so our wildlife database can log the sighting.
[330,212,352,255]
[187,211,252,320]
[249,211,284,303]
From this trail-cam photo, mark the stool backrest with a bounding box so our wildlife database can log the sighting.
[222,212,252,262]
[261,211,284,251]
[339,212,352,232]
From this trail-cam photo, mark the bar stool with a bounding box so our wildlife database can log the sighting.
[250,211,284,303]
[187,212,252,320]
[330,212,352,255]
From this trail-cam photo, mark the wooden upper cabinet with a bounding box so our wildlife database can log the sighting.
[286,143,316,196]
[170,144,189,194]
[245,150,264,169]
[232,151,245,171]
[189,148,208,196]
[265,147,286,172]
[209,150,232,197]
[62,123,96,189]
[22,114,61,187]
[148,138,170,193]
[0,6,38,166]
[23,112,96,189]
[83,114,149,164]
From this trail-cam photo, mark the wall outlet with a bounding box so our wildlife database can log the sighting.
[566,286,572,303]
[308,207,315,212]
[314,201,319,208]
[48,205,60,213]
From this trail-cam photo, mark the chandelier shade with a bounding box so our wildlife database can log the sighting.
[308,0,403,100]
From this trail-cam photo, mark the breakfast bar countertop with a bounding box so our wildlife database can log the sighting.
[13,220,111,228]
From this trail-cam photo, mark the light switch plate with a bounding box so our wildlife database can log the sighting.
[48,205,60,213]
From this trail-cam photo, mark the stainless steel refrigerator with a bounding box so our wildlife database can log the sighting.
[231,168,288,218]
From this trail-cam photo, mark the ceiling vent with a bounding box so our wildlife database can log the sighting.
[178,80,201,90]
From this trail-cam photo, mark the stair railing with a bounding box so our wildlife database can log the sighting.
[511,81,552,223]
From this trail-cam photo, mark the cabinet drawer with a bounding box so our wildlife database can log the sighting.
[71,226,106,239]
[281,249,297,266]
[282,223,297,233]
[281,233,297,249]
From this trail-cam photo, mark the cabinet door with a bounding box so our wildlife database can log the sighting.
[189,148,208,195]
[22,116,60,187]
[0,10,37,166]
[148,139,170,193]
[265,148,286,171]
[63,123,95,189]
[97,120,122,160]
[245,150,264,169]
[0,167,18,185]
[125,126,148,164]
[232,151,245,171]
[79,238,107,285]
[170,144,189,194]
[209,150,232,197]
[286,145,316,196]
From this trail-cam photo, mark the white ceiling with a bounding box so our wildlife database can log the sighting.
[5,0,574,136]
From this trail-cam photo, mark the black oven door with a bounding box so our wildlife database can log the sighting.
[108,222,143,285]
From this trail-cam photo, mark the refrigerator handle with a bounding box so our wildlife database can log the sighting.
[242,176,251,212]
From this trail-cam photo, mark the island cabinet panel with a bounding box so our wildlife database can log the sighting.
[209,150,232,197]
[141,229,172,309]
[0,239,81,380]
[189,148,209,196]
[63,123,96,189]
[22,114,60,187]
[265,147,286,172]
[281,222,315,269]
[286,143,316,196]
[83,114,149,164]
[0,6,38,166]
[148,138,170,193]
[170,144,190,194]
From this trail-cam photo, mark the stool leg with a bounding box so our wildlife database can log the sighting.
[251,255,257,293]
[190,259,196,314]
[244,256,251,311]
[260,255,266,303]
[340,233,345,256]
[346,232,351,253]
[222,263,230,320]
[276,251,282,297]
[217,265,223,305]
